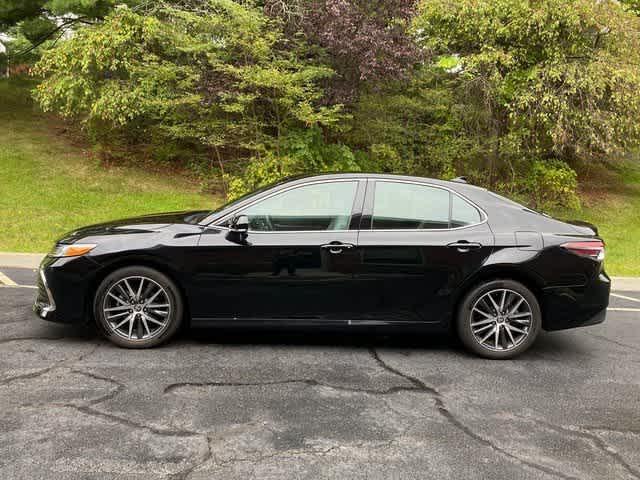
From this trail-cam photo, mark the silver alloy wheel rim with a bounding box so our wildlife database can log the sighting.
[470,288,532,352]
[102,276,171,341]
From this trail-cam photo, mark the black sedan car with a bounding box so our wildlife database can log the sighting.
[34,173,609,358]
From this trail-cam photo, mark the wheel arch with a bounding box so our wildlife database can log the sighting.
[87,254,191,327]
[451,265,545,333]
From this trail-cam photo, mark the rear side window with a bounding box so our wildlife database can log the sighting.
[372,182,450,229]
[451,193,482,227]
[371,181,482,230]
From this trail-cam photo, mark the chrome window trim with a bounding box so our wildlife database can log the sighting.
[212,177,488,234]
[213,178,364,233]
[214,228,355,235]
[368,179,488,232]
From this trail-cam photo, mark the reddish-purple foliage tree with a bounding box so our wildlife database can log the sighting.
[265,0,421,103]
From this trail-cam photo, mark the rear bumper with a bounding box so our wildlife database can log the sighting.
[541,272,610,331]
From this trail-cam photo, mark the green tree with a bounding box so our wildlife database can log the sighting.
[0,0,43,28]
[345,68,464,179]
[33,1,347,196]
[414,0,640,192]
[1,0,141,59]
[620,0,640,16]
[1,0,137,28]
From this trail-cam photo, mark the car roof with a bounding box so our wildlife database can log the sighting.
[201,171,585,235]
[280,172,488,192]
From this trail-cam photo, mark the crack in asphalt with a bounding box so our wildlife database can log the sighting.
[529,418,640,479]
[70,368,126,406]
[16,366,211,478]
[3,290,636,478]
[69,404,200,438]
[3,335,255,480]
[583,425,640,436]
[64,366,220,479]
[41,365,201,439]
[36,401,212,479]
[0,366,55,386]
[4,333,637,479]
[367,348,581,480]
[206,444,343,474]
[0,335,67,345]
[161,347,584,480]
[0,342,101,385]
[586,332,640,352]
[167,435,213,480]
[164,377,419,396]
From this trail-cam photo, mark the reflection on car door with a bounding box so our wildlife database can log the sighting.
[190,180,366,323]
[354,180,494,324]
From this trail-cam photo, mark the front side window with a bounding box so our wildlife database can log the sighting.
[371,181,482,230]
[239,181,358,231]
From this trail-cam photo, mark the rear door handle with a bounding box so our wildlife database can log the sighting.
[447,241,482,252]
[321,243,355,254]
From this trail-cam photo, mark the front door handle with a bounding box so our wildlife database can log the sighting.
[447,241,482,252]
[321,243,355,254]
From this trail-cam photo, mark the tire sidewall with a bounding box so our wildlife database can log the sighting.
[457,279,541,359]
[94,266,183,348]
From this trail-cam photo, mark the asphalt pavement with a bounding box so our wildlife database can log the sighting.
[1,266,639,479]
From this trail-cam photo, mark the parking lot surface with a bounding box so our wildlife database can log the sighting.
[1,267,639,479]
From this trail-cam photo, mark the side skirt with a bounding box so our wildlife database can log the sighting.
[190,317,444,329]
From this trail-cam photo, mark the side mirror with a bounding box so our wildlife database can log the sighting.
[230,214,249,234]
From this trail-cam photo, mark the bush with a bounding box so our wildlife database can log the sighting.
[225,128,360,199]
[524,160,580,212]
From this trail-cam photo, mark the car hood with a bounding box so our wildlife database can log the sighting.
[56,210,209,244]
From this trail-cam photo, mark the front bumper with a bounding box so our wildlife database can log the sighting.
[33,267,57,321]
[33,254,101,324]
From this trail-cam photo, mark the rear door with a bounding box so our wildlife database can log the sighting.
[355,179,494,324]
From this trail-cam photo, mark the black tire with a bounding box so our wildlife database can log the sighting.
[94,266,183,348]
[456,279,541,359]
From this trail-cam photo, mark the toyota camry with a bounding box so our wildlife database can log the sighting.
[34,173,609,359]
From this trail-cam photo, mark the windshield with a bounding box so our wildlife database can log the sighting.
[183,211,212,224]
[209,176,310,216]
[210,184,274,215]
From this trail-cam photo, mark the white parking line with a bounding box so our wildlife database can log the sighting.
[607,307,640,312]
[610,292,640,304]
[0,271,18,286]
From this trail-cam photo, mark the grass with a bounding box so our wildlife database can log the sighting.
[0,78,638,275]
[0,78,219,253]
[549,162,640,277]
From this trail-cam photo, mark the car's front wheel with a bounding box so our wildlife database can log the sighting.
[94,266,183,348]
[457,279,541,359]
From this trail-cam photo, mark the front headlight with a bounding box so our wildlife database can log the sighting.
[50,243,97,257]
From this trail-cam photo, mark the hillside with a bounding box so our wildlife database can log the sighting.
[0,78,217,253]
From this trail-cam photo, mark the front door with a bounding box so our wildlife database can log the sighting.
[355,180,494,324]
[190,179,366,322]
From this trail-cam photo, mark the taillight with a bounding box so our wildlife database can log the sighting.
[561,240,605,261]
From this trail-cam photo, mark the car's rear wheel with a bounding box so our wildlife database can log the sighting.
[94,266,183,348]
[457,279,541,359]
